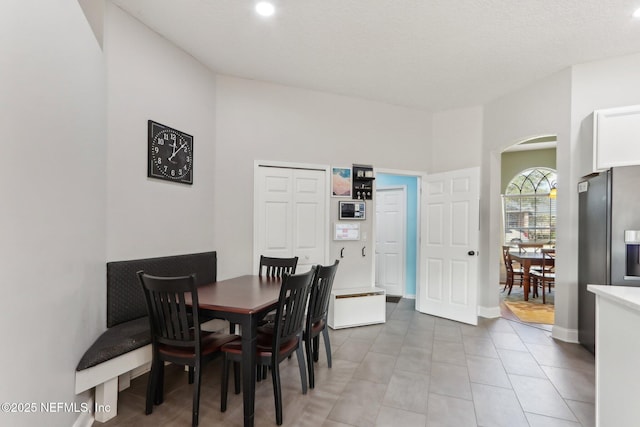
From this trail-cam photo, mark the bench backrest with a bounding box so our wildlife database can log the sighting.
[106,251,217,328]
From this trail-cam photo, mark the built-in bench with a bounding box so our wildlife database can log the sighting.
[328,287,386,329]
[75,251,220,422]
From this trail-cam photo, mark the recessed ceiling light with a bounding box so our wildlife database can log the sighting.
[255,2,275,17]
[634,7,640,18]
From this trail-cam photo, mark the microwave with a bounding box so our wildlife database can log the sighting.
[339,201,366,220]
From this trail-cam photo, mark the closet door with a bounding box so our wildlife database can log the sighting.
[255,165,326,273]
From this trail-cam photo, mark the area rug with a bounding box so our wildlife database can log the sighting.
[386,296,401,303]
[503,300,554,324]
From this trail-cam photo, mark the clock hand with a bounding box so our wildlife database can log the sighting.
[168,142,188,161]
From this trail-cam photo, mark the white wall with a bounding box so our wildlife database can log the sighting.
[481,69,573,331]
[105,4,218,261]
[431,106,483,173]
[0,1,106,426]
[214,75,432,282]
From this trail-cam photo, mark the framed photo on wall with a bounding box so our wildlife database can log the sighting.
[332,166,352,197]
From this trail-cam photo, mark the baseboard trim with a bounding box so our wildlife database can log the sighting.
[478,305,501,318]
[72,396,94,427]
[551,325,579,343]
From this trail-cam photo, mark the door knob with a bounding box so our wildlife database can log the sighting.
[468,251,476,256]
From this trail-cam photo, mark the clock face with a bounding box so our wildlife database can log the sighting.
[148,120,193,184]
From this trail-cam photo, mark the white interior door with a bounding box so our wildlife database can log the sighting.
[256,167,292,260]
[418,167,479,325]
[291,169,326,271]
[375,187,406,296]
[255,164,326,273]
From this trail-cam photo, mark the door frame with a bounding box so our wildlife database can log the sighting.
[375,185,407,297]
[374,168,426,308]
[253,160,331,273]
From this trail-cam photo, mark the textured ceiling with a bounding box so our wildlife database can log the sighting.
[110,0,640,111]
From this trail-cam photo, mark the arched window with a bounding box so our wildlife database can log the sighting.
[503,167,557,244]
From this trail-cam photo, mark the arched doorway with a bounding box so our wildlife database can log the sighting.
[499,138,557,328]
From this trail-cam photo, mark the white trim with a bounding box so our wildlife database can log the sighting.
[551,325,579,343]
[72,396,94,427]
[478,305,501,318]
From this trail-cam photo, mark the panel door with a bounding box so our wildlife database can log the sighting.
[375,187,406,296]
[292,168,326,271]
[256,167,293,260]
[418,167,479,325]
[255,165,326,273]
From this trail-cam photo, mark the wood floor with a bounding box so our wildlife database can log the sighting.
[98,299,594,427]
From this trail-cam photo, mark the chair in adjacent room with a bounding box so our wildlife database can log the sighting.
[220,268,316,426]
[304,260,339,389]
[502,245,524,294]
[530,249,555,304]
[137,272,236,427]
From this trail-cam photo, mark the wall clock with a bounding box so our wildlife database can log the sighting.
[147,120,193,185]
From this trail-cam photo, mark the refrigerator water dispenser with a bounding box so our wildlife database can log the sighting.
[625,230,640,279]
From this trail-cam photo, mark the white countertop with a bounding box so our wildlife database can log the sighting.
[588,284,640,312]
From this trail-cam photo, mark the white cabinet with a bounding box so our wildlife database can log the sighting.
[328,287,386,329]
[588,285,640,427]
[586,105,640,174]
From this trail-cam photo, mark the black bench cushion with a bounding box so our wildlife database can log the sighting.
[76,317,150,371]
[107,251,217,328]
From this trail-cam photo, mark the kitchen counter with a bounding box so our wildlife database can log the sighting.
[587,284,640,312]
[588,284,640,427]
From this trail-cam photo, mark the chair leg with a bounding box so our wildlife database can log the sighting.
[271,362,283,426]
[312,336,320,362]
[188,366,194,384]
[221,355,229,412]
[155,362,165,405]
[542,281,546,304]
[322,326,332,369]
[305,336,314,389]
[192,364,202,427]
[233,361,241,394]
[145,358,159,414]
[296,343,308,395]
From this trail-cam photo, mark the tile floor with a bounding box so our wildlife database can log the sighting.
[100,299,595,427]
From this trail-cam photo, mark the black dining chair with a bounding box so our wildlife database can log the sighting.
[137,272,236,427]
[220,267,316,426]
[304,260,339,389]
[259,255,299,278]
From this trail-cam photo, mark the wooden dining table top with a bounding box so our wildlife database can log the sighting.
[190,274,283,314]
[509,251,546,262]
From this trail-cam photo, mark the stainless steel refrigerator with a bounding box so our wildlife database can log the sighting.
[578,165,640,354]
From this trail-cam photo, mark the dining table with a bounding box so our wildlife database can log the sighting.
[188,275,282,427]
[509,251,546,301]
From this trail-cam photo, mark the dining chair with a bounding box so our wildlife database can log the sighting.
[502,245,523,294]
[259,255,299,278]
[304,260,339,389]
[518,242,544,253]
[220,267,316,426]
[137,272,236,427]
[530,249,555,304]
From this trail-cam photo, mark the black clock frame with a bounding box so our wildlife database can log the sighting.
[147,120,193,185]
